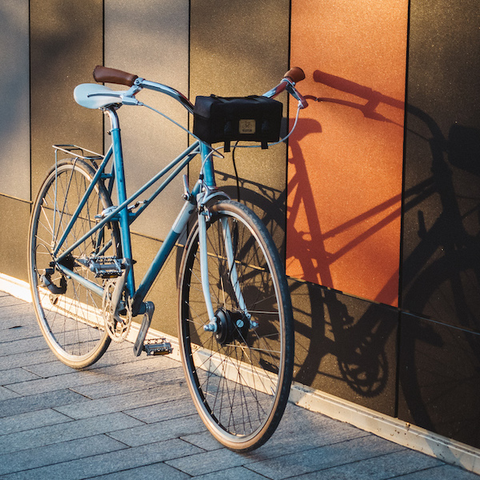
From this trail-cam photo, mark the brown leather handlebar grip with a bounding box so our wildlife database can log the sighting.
[93,65,139,87]
[283,67,306,84]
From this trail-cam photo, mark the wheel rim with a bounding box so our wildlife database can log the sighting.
[179,203,292,449]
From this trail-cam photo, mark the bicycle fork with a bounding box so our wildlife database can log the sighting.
[199,211,252,333]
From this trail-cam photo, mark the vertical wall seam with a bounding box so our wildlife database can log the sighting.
[186,0,192,198]
[394,0,413,419]
[102,0,106,155]
[284,0,293,270]
[28,0,32,207]
[187,0,192,138]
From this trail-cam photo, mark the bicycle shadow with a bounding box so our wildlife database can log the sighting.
[291,69,480,437]
[225,69,480,420]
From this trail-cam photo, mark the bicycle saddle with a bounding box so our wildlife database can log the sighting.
[74,83,125,109]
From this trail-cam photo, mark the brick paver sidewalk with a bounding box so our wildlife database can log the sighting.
[0,292,478,479]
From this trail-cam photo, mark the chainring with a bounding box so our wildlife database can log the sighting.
[102,279,132,342]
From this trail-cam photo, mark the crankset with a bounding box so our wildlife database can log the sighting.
[102,259,133,342]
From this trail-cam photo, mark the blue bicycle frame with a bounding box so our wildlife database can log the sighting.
[52,72,305,321]
[53,134,219,319]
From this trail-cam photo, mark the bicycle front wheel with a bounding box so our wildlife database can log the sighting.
[28,158,120,368]
[178,200,294,451]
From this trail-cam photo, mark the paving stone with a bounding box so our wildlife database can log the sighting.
[20,343,137,379]
[179,430,223,452]
[8,369,104,396]
[107,413,206,447]
[0,348,57,371]
[166,448,255,476]
[0,306,39,331]
[54,384,189,419]
[18,350,179,386]
[0,336,54,356]
[0,324,42,344]
[0,388,88,418]
[292,448,443,479]
[0,297,31,309]
[246,403,368,461]
[0,434,125,475]
[125,397,197,423]
[0,367,42,385]
[94,462,190,480]
[194,466,270,480]
[0,408,71,436]
[24,359,83,378]
[0,439,202,480]
[0,385,20,400]
[66,365,185,399]
[247,434,403,480]
[0,411,143,454]
[389,465,480,479]
[7,358,179,397]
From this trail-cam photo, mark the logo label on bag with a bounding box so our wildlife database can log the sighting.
[239,119,256,134]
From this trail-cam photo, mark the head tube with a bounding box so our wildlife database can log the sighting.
[200,142,216,188]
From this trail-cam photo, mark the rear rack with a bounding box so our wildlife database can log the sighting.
[53,144,104,161]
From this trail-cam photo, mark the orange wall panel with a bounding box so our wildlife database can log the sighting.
[288,0,408,306]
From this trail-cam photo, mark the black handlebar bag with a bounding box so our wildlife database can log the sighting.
[193,95,283,152]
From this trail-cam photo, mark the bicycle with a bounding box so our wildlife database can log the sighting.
[27,65,307,451]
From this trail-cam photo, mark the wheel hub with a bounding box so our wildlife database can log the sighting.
[214,308,249,345]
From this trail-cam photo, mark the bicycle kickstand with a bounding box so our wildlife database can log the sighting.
[133,301,173,357]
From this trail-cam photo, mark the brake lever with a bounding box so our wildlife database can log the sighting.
[285,80,309,109]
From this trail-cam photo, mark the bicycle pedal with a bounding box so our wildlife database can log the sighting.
[143,338,173,356]
[79,256,124,278]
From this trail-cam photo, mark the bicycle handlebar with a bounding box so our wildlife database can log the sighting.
[92,65,308,109]
[265,67,308,108]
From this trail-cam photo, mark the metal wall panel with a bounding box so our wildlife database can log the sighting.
[190,0,290,256]
[288,0,408,307]
[30,0,104,197]
[0,197,30,281]
[0,0,30,200]
[398,313,480,448]
[398,0,480,447]
[400,0,480,331]
[104,0,189,241]
[292,280,398,416]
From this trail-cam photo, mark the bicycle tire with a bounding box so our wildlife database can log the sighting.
[178,200,294,451]
[28,158,121,368]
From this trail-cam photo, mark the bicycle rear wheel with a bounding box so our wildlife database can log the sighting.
[28,158,120,368]
[178,200,294,451]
